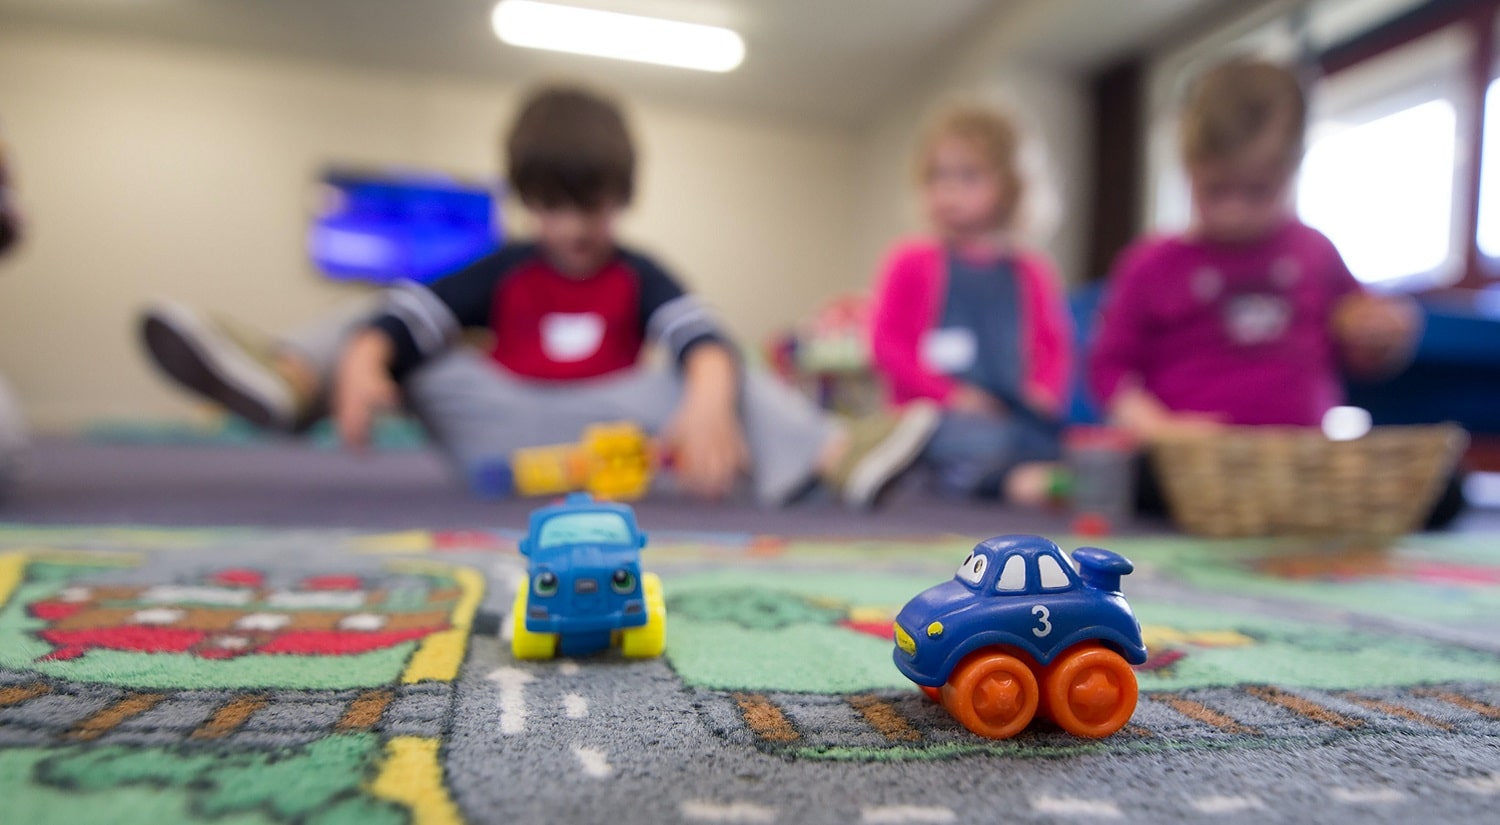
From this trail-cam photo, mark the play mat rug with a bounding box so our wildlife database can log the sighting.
[1,524,1498,824]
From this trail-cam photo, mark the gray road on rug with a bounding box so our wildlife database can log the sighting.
[442,641,1500,825]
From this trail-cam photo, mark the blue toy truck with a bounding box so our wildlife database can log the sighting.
[511,493,666,659]
[892,534,1147,738]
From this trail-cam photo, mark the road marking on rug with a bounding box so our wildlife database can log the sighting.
[1246,686,1363,730]
[1329,787,1406,805]
[572,745,613,778]
[559,660,581,676]
[1031,797,1122,818]
[1336,692,1454,731]
[680,800,777,823]
[487,667,535,735]
[860,804,956,823]
[0,682,51,708]
[848,695,921,742]
[1414,688,1500,720]
[371,736,463,825]
[336,688,394,731]
[66,692,167,741]
[1455,772,1500,794]
[563,693,589,719]
[733,693,799,742]
[398,562,484,684]
[1189,795,1265,814]
[1150,694,1259,735]
[192,694,270,740]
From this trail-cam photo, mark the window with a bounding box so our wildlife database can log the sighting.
[1037,555,1072,590]
[1479,76,1500,264]
[536,513,633,549]
[995,555,1027,592]
[1298,99,1458,284]
[1296,27,1473,288]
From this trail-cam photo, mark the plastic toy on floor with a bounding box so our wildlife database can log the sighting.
[891,534,1147,739]
[511,493,666,660]
[508,422,654,501]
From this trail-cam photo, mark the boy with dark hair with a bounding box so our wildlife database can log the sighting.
[142,85,938,508]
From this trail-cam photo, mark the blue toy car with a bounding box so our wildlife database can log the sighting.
[892,534,1147,738]
[511,493,665,659]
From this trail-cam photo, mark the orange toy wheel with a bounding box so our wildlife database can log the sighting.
[920,685,942,703]
[1042,644,1138,738]
[940,650,1039,739]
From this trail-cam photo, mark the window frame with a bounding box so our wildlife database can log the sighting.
[1317,0,1500,290]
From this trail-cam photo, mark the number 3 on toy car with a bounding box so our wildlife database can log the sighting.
[1031,605,1051,638]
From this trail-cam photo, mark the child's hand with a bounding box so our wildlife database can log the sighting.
[333,329,399,451]
[662,400,749,501]
[948,383,1006,418]
[664,344,748,500]
[1110,384,1225,441]
[1333,293,1420,377]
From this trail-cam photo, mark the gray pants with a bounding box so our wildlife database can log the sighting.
[281,301,836,505]
[922,411,1061,498]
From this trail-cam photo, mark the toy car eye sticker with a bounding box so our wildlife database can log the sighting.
[1031,605,1052,637]
[955,552,986,585]
[534,571,559,597]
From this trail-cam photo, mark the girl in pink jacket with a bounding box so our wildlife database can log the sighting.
[868,103,1072,504]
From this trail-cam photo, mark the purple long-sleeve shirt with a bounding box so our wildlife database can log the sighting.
[1089,220,1362,427]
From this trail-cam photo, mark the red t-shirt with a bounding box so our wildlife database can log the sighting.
[372,242,725,381]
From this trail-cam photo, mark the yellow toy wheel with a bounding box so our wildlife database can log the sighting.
[510,585,558,660]
[619,572,666,658]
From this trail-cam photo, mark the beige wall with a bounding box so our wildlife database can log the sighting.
[848,6,1093,290]
[0,24,860,427]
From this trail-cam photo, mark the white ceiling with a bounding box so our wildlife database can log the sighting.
[0,0,1241,127]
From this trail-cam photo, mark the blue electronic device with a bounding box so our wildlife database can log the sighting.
[309,169,500,284]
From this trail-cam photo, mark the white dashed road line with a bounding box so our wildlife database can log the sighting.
[1456,773,1500,795]
[563,693,589,719]
[1190,795,1265,814]
[1329,787,1406,805]
[1031,797,1123,818]
[486,667,535,735]
[860,804,956,824]
[559,660,581,676]
[680,800,778,823]
[572,745,613,779]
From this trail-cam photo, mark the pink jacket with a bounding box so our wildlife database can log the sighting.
[868,238,1073,416]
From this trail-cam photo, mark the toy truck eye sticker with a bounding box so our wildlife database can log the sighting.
[1031,605,1052,637]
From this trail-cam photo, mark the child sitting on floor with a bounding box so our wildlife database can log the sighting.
[141,85,939,509]
[1087,59,1450,516]
[867,102,1072,504]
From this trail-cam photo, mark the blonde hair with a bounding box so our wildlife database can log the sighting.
[915,103,1025,229]
[1180,58,1306,168]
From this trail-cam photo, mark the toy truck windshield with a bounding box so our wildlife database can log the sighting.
[536,512,635,549]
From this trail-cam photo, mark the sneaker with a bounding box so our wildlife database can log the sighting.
[139,301,302,431]
[828,401,942,509]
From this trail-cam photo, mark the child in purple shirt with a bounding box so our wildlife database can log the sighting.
[1090,59,1418,438]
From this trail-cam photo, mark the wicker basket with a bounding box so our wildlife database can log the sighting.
[1150,424,1467,537]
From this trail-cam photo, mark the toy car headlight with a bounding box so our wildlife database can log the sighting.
[893,622,916,656]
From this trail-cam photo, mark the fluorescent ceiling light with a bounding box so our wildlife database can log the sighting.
[491,0,745,73]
